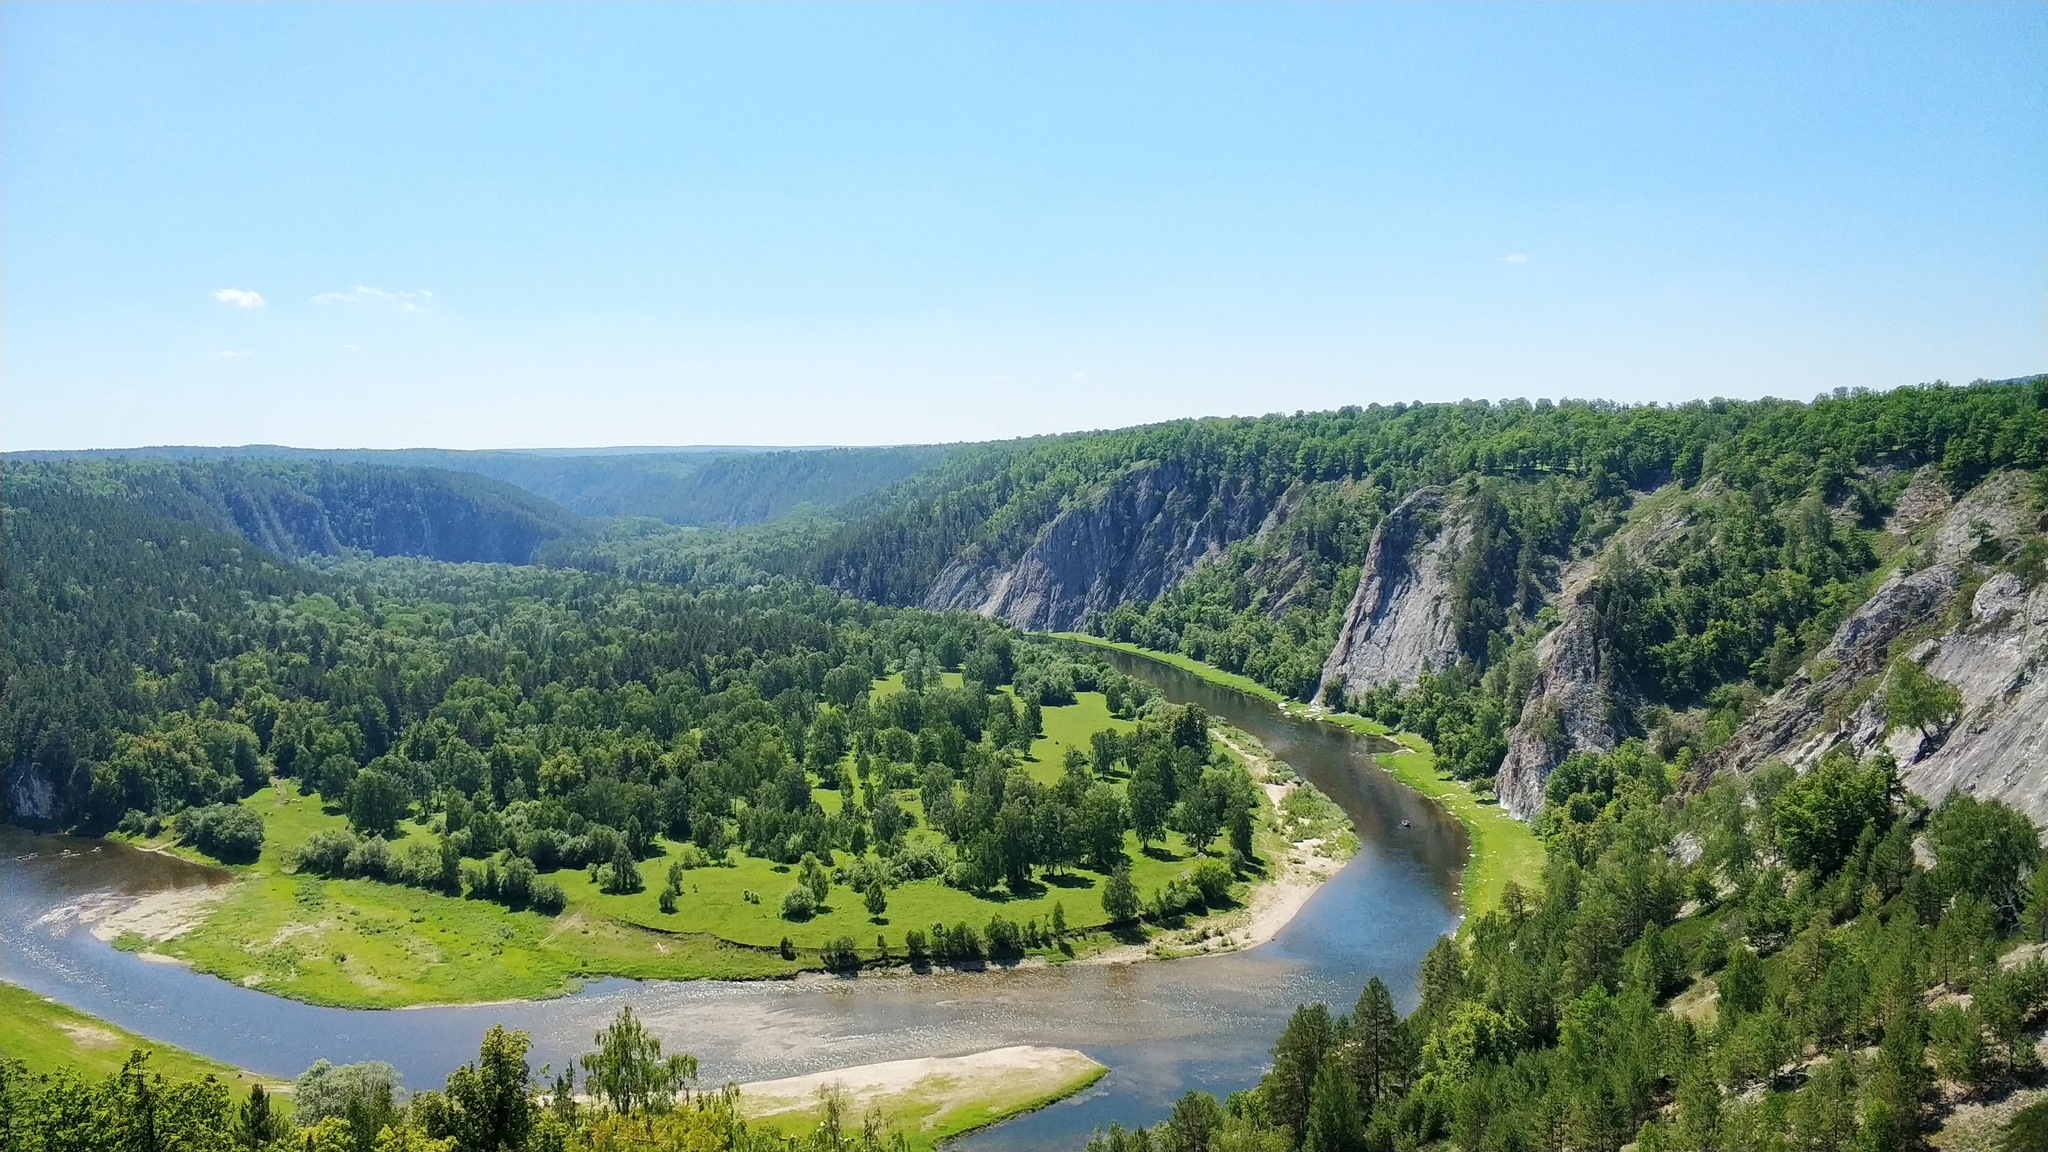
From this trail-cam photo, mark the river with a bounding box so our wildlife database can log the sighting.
[1,652,1464,1150]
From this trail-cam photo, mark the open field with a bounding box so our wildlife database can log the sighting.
[1051,633,1546,924]
[0,980,281,1094]
[130,682,1321,1007]
[738,1045,1106,1152]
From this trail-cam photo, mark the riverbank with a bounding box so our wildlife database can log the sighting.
[106,684,1314,1008]
[1077,722,1354,964]
[1050,633,1544,924]
[737,1045,1106,1151]
[0,979,281,1093]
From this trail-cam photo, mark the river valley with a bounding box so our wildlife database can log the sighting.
[2,654,1467,1150]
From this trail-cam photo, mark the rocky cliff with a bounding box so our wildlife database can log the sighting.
[1318,486,1466,699]
[111,460,588,565]
[1494,494,1695,819]
[1702,469,2047,824]
[922,461,1275,632]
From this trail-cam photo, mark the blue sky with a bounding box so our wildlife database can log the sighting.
[4,3,2041,450]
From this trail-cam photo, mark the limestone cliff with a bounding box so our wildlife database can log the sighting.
[1495,494,1695,819]
[1494,559,1615,819]
[921,461,1275,633]
[1318,486,1466,699]
[1701,470,2048,825]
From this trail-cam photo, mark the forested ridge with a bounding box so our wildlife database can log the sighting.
[4,379,2046,1152]
[4,461,1259,973]
[18,443,956,527]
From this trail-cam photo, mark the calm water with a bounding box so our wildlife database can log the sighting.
[1,653,1463,1149]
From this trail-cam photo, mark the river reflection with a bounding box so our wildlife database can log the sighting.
[1,654,1463,1150]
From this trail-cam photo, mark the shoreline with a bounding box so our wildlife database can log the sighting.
[1079,724,1350,965]
[1049,631,1545,925]
[734,1045,1106,1150]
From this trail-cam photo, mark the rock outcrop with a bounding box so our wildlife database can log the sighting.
[1319,487,1466,699]
[922,461,1274,633]
[1904,572,2048,826]
[1495,562,1616,819]
[1700,470,2048,825]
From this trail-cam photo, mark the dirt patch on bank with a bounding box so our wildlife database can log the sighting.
[736,1045,1103,1135]
[81,884,228,945]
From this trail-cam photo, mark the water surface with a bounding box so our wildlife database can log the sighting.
[1,654,1463,1149]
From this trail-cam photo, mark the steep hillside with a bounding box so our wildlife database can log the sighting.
[801,379,2044,817]
[6,458,584,564]
[1701,467,2048,824]
[18,444,955,526]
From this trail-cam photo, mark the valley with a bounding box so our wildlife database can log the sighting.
[5,380,2046,1151]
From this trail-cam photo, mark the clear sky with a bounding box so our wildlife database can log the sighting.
[4,2,2042,450]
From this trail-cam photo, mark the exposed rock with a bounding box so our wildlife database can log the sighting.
[1887,465,1952,536]
[1699,562,1961,781]
[1318,487,1465,700]
[1892,570,2048,827]
[1494,496,1691,819]
[3,760,58,826]
[923,461,1274,633]
[1701,471,2047,827]
[1496,590,1614,819]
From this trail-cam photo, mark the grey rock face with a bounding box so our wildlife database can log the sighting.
[1702,471,2046,826]
[1902,572,2048,826]
[923,461,1273,633]
[1319,486,1466,700]
[1496,589,1614,819]
[3,761,57,826]
[1699,561,1961,780]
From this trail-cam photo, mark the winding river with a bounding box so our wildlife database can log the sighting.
[1,652,1465,1150]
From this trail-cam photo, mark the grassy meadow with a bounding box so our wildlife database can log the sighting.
[135,681,1298,1008]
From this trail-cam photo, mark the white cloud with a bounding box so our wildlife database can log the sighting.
[1499,253,1530,265]
[311,286,434,312]
[341,343,362,353]
[212,288,265,309]
[207,349,254,359]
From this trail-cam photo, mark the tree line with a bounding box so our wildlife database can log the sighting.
[1087,744,2048,1152]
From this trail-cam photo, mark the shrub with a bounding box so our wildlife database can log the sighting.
[985,916,1023,960]
[781,886,817,921]
[294,829,358,877]
[1189,858,1235,906]
[344,835,391,880]
[175,803,264,863]
[822,936,862,972]
[500,856,536,905]
[905,929,929,967]
[528,878,567,914]
[890,840,948,882]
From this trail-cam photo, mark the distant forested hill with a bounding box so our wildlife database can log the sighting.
[775,379,2046,825]
[16,444,957,526]
[7,379,2043,831]
[4,458,586,565]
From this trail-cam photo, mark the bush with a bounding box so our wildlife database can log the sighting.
[781,886,817,921]
[528,878,567,914]
[344,835,391,880]
[175,803,264,863]
[891,840,949,881]
[985,916,1023,960]
[294,829,359,877]
[821,936,862,972]
[905,929,930,967]
[500,856,536,905]
[1189,858,1235,906]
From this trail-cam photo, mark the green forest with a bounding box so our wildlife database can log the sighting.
[5,378,2046,1151]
